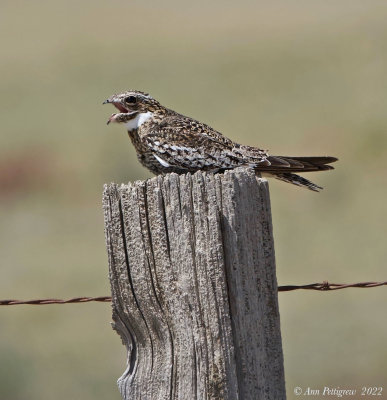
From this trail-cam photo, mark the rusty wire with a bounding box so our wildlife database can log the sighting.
[0,281,385,305]
[0,296,112,306]
[277,280,387,291]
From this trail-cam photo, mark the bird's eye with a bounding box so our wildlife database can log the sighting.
[125,96,137,104]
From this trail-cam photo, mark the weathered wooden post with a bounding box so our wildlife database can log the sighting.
[103,167,286,400]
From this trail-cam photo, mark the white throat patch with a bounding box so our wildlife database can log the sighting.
[125,112,153,131]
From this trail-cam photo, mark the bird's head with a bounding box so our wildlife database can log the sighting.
[103,90,163,127]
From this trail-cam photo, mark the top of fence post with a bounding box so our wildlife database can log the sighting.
[103,167,286,400]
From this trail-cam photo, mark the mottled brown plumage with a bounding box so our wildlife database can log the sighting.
[104,90,337,191]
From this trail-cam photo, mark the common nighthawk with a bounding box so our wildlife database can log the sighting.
[104,90,337,191]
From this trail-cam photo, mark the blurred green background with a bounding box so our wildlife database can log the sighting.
[1,0,386,398]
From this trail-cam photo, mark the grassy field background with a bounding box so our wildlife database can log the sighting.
[1,1,386,398]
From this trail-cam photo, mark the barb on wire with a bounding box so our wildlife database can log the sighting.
[0,281,385,305]
[278,281,387,291]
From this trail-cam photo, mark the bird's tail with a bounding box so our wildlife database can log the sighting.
[271,172,323,192]
[259,155,338,191]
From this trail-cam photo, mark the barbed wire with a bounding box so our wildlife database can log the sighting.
[277,280,387,291]
[0,281,385,306]
[0,296,112,306]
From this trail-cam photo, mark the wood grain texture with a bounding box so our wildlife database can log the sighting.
[103,167,286,400]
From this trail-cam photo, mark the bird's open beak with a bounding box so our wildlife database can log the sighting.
[103,96,133,125]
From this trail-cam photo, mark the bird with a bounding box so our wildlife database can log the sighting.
[103,90,337,191]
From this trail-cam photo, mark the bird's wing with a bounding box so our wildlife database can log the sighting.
[143,118,270,171]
